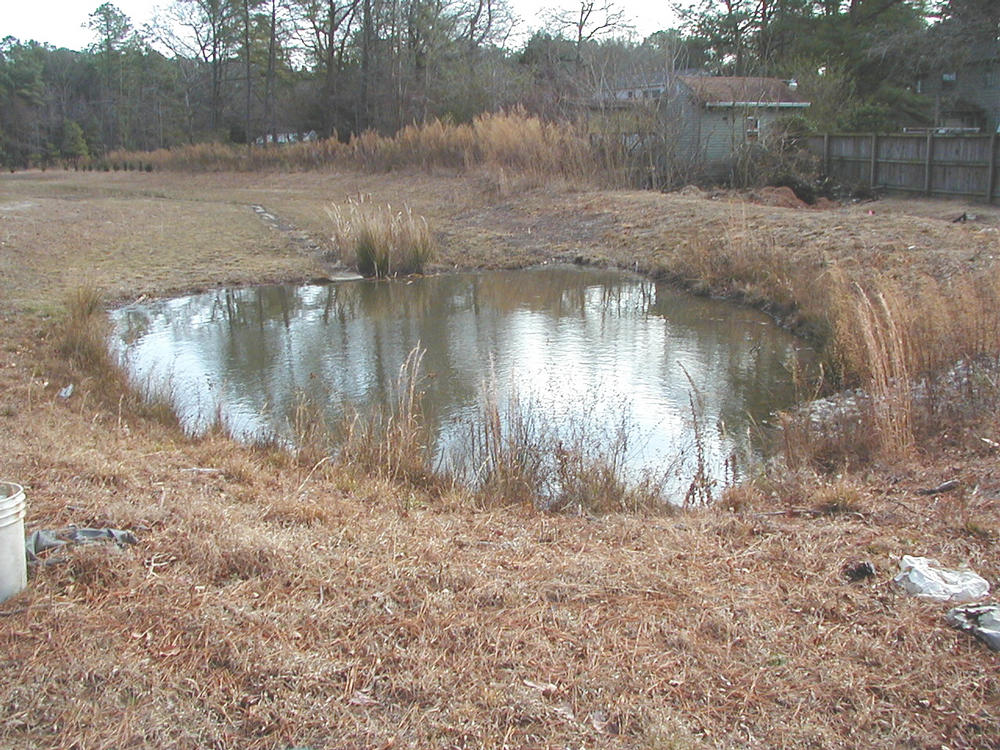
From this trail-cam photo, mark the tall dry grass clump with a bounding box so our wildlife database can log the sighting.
[838,280,913,459]
[53,285,177,423]
[55,285,133,404]
[466,385,550,507]
[785,267,1000,470]
[56,286,109,371]
[463,379,669,513]
[337,347,434,486]
[328,197,435,278]
[284,391,336,467]
[472,109,593,178]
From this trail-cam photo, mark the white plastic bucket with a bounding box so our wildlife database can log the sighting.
[0,482,27,603]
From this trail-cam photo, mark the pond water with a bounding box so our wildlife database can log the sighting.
[110,266,814,500]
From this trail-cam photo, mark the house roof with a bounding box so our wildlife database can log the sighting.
[678,76,807,106]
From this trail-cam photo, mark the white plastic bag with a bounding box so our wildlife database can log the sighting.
[893,555,990,603]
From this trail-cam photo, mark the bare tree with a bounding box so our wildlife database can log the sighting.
[290,0,362,136]
[547,0,629,68]
[156,0,240,132]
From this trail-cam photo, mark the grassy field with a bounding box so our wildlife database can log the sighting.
[1,169,1000,749]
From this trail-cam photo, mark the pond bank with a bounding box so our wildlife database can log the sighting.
[1,170,999,749]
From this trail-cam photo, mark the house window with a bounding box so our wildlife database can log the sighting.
[745,116,760,140]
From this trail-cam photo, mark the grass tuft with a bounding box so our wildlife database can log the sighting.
[57,286,111,372]
[329,197,435,278]
[463,380,670,514]
[337,346,434,486]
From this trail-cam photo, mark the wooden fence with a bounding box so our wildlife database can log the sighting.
[806,133,1000,203]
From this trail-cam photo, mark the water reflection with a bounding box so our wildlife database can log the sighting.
[110,266,813,499]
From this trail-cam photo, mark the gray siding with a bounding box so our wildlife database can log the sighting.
[920,61,1000,132]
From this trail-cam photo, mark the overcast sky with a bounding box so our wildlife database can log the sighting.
[3,0,679,52]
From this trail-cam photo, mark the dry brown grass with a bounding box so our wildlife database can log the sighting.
[56,286,113,372]
[664,207,1000,469]
[103,109,607,185]
[2,171,1000,748]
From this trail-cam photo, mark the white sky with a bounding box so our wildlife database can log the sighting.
[2,0,679,52]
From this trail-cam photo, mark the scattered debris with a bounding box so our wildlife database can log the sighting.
[348,690,380,707]
[523,679,558,697]
[915,479,960,496]
[893,555,990,602]
[552,704,575,722]
[57,383,74,400]
[25,527,138,563]
[952,212,967,223]
[588,710,620,735]
[843,560,877,582]
[946,604,1000,651]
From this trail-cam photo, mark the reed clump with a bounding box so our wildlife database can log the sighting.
[337,347,434,487]
[466,386,550,507]
[56,285,110,372]
[329,197,435,278]
[464,382,670,513]
[286,390,336,467]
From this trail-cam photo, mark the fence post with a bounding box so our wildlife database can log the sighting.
[924,132,934,196]
[823,133,830,175]
[869,133,879,188]
[987,131,998,204]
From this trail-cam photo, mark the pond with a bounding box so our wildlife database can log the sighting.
[110,266,814,502]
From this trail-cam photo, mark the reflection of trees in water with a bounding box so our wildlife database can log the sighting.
[111,269,814,486]
[470,267,650,318]
[648,281,808,435]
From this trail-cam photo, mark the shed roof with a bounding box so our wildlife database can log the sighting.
[678,76,807,105]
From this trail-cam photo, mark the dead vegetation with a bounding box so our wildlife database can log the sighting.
[1,171,1000,748]
[102,109,613,187]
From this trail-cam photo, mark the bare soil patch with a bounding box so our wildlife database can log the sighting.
[1,170,998,749]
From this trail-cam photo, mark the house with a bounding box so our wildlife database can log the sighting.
[916,41,1000,133]
[590,74,810,180]
[254,130,319,146]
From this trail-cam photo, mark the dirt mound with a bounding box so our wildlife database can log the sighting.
[748,185,809,209]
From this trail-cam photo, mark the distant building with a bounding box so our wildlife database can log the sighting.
[590,74,810,180]
[916,41,1000,133]
[254,130,319,146]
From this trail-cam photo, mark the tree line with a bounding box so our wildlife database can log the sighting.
[0,0,992,168]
